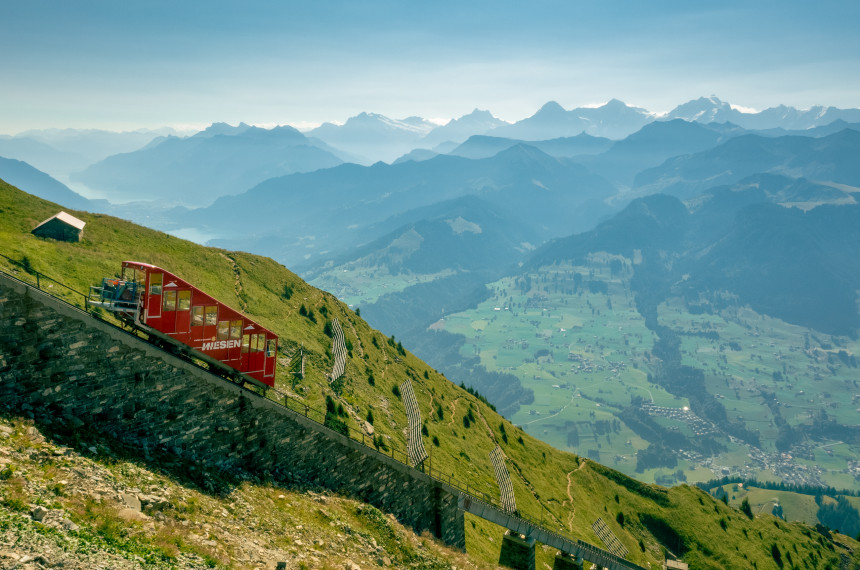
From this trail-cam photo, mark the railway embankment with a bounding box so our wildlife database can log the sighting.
[0,272,465,549]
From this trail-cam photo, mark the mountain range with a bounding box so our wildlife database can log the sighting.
[489,99,655,141]
[72,123,347,206]
[5,95,859,214]
[666,96,860,130]
[198,144,616,268]
[633,128,860,199]
[447,132,613,161]
[0,127,183,185]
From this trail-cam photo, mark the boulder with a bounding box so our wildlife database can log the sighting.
[30,505,49,522]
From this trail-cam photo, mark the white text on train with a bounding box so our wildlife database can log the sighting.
[201,340,241,351]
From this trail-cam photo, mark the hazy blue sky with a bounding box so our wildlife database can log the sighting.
[2,0,858,133]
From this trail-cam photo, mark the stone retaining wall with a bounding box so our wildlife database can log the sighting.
[0,273,465,548]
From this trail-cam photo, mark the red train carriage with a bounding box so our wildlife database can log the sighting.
[90,261,277,389]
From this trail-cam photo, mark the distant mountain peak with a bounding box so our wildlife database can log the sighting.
[665,97,734,123]
[340,112,435,135]
[269,124,302,135]
[494,142,557,165]
[534,101,567,116]
[604,98,628,108]
[350,112,376,122]
[419,109,508,147]
[460,108,497,121]
[195,122,252,138]
[692,96,730,108]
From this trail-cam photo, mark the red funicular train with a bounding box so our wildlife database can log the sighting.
[90,261,277,389]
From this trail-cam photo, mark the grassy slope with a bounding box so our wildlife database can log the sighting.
[2,178,859,569]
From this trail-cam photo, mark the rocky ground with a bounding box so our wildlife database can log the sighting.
[0,415,484,570]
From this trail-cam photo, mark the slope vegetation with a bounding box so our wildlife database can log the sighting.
[1,178,858,568]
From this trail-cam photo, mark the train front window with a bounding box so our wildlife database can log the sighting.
[162,290,176,311]
[177,290,191,311]
[191,306,204,326]
[205,305,217,325]
[149,272,162,295]
[266,339,276,357]
[217,321,229,340]
[230,320,242,339]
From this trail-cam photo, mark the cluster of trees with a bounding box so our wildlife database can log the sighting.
[698,476,860,498]
[323,395,349,436]
[816,495,860,538]
[636,443,677,472]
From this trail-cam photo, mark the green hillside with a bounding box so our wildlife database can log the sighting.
[2,178,859,568]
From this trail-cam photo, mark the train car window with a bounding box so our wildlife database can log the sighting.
[266,339,276,357]
[149,272,162,295]
[217,321,229,340]
[205,305,217,325]
[242,334,250,353]
[177,290,191,311]
[230,320,242,339]
[191,306,204,326]
[251,334,264,352]
[162,290,177,311]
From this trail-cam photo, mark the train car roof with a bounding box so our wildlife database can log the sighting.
[122,261,156,270]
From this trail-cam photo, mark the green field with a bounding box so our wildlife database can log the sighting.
[443,254,860,490]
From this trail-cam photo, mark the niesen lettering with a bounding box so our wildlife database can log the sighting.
[201,339,242,351]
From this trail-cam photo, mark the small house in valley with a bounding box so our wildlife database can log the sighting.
[32,211,86,242]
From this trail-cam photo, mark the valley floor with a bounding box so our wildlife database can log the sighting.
[439,258,860,493]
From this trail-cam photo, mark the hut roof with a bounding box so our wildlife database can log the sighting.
[34,211,86,231]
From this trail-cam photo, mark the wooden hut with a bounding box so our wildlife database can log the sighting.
[32,211,85,242]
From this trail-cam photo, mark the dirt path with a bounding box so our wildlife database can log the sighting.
[447,397,461,427]
[562,460,588,530]
[563,471,575,507]
[219,253,247,312]
[476,406,499,445]
[563,470,577,529]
